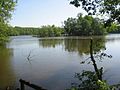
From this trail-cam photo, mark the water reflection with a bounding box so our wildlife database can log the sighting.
[39,37,106,55]
[39,39,64,48]
[0,44,15,89]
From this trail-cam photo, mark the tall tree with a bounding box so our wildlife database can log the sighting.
[0,0,16,42]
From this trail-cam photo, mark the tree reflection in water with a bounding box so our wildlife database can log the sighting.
[64,37,106,55]
[39,36,106,55]
[0,43,15,90]
[39,38,64,48]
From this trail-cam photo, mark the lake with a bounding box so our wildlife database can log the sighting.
[0,34,120,90]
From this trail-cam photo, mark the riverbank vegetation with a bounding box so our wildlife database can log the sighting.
[0,0,16,43]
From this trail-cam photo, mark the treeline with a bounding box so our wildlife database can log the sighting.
[108,25,120,33]
[8,27,38,36]
[7,14,120,37]
[8,25,64,37]
[37,25,64,37]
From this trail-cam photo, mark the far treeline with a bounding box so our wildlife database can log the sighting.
[8,14,120,37]
[8,25,64,37]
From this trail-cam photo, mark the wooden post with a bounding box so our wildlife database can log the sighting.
[19,79,46,90]
[20,79,25,90]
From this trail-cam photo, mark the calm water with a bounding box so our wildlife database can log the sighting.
[1,34,120,90]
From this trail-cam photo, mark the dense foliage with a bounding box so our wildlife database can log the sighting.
[12,26,39,35]
[64,14,106,36]
[8,25,64,37]
[108,25,120,33]
[38,25,64,37]
[70,0,120,26]
[0,0,16,43]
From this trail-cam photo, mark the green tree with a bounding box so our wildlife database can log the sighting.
[0,0,17,43]
[38,25,64,37]
[91,18,106,35]
[64,14,106,36]
[13,26,40,35]
[64,18,77,35]
[106,23,118,33]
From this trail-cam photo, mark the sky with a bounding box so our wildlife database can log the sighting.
[10,0,86,27]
